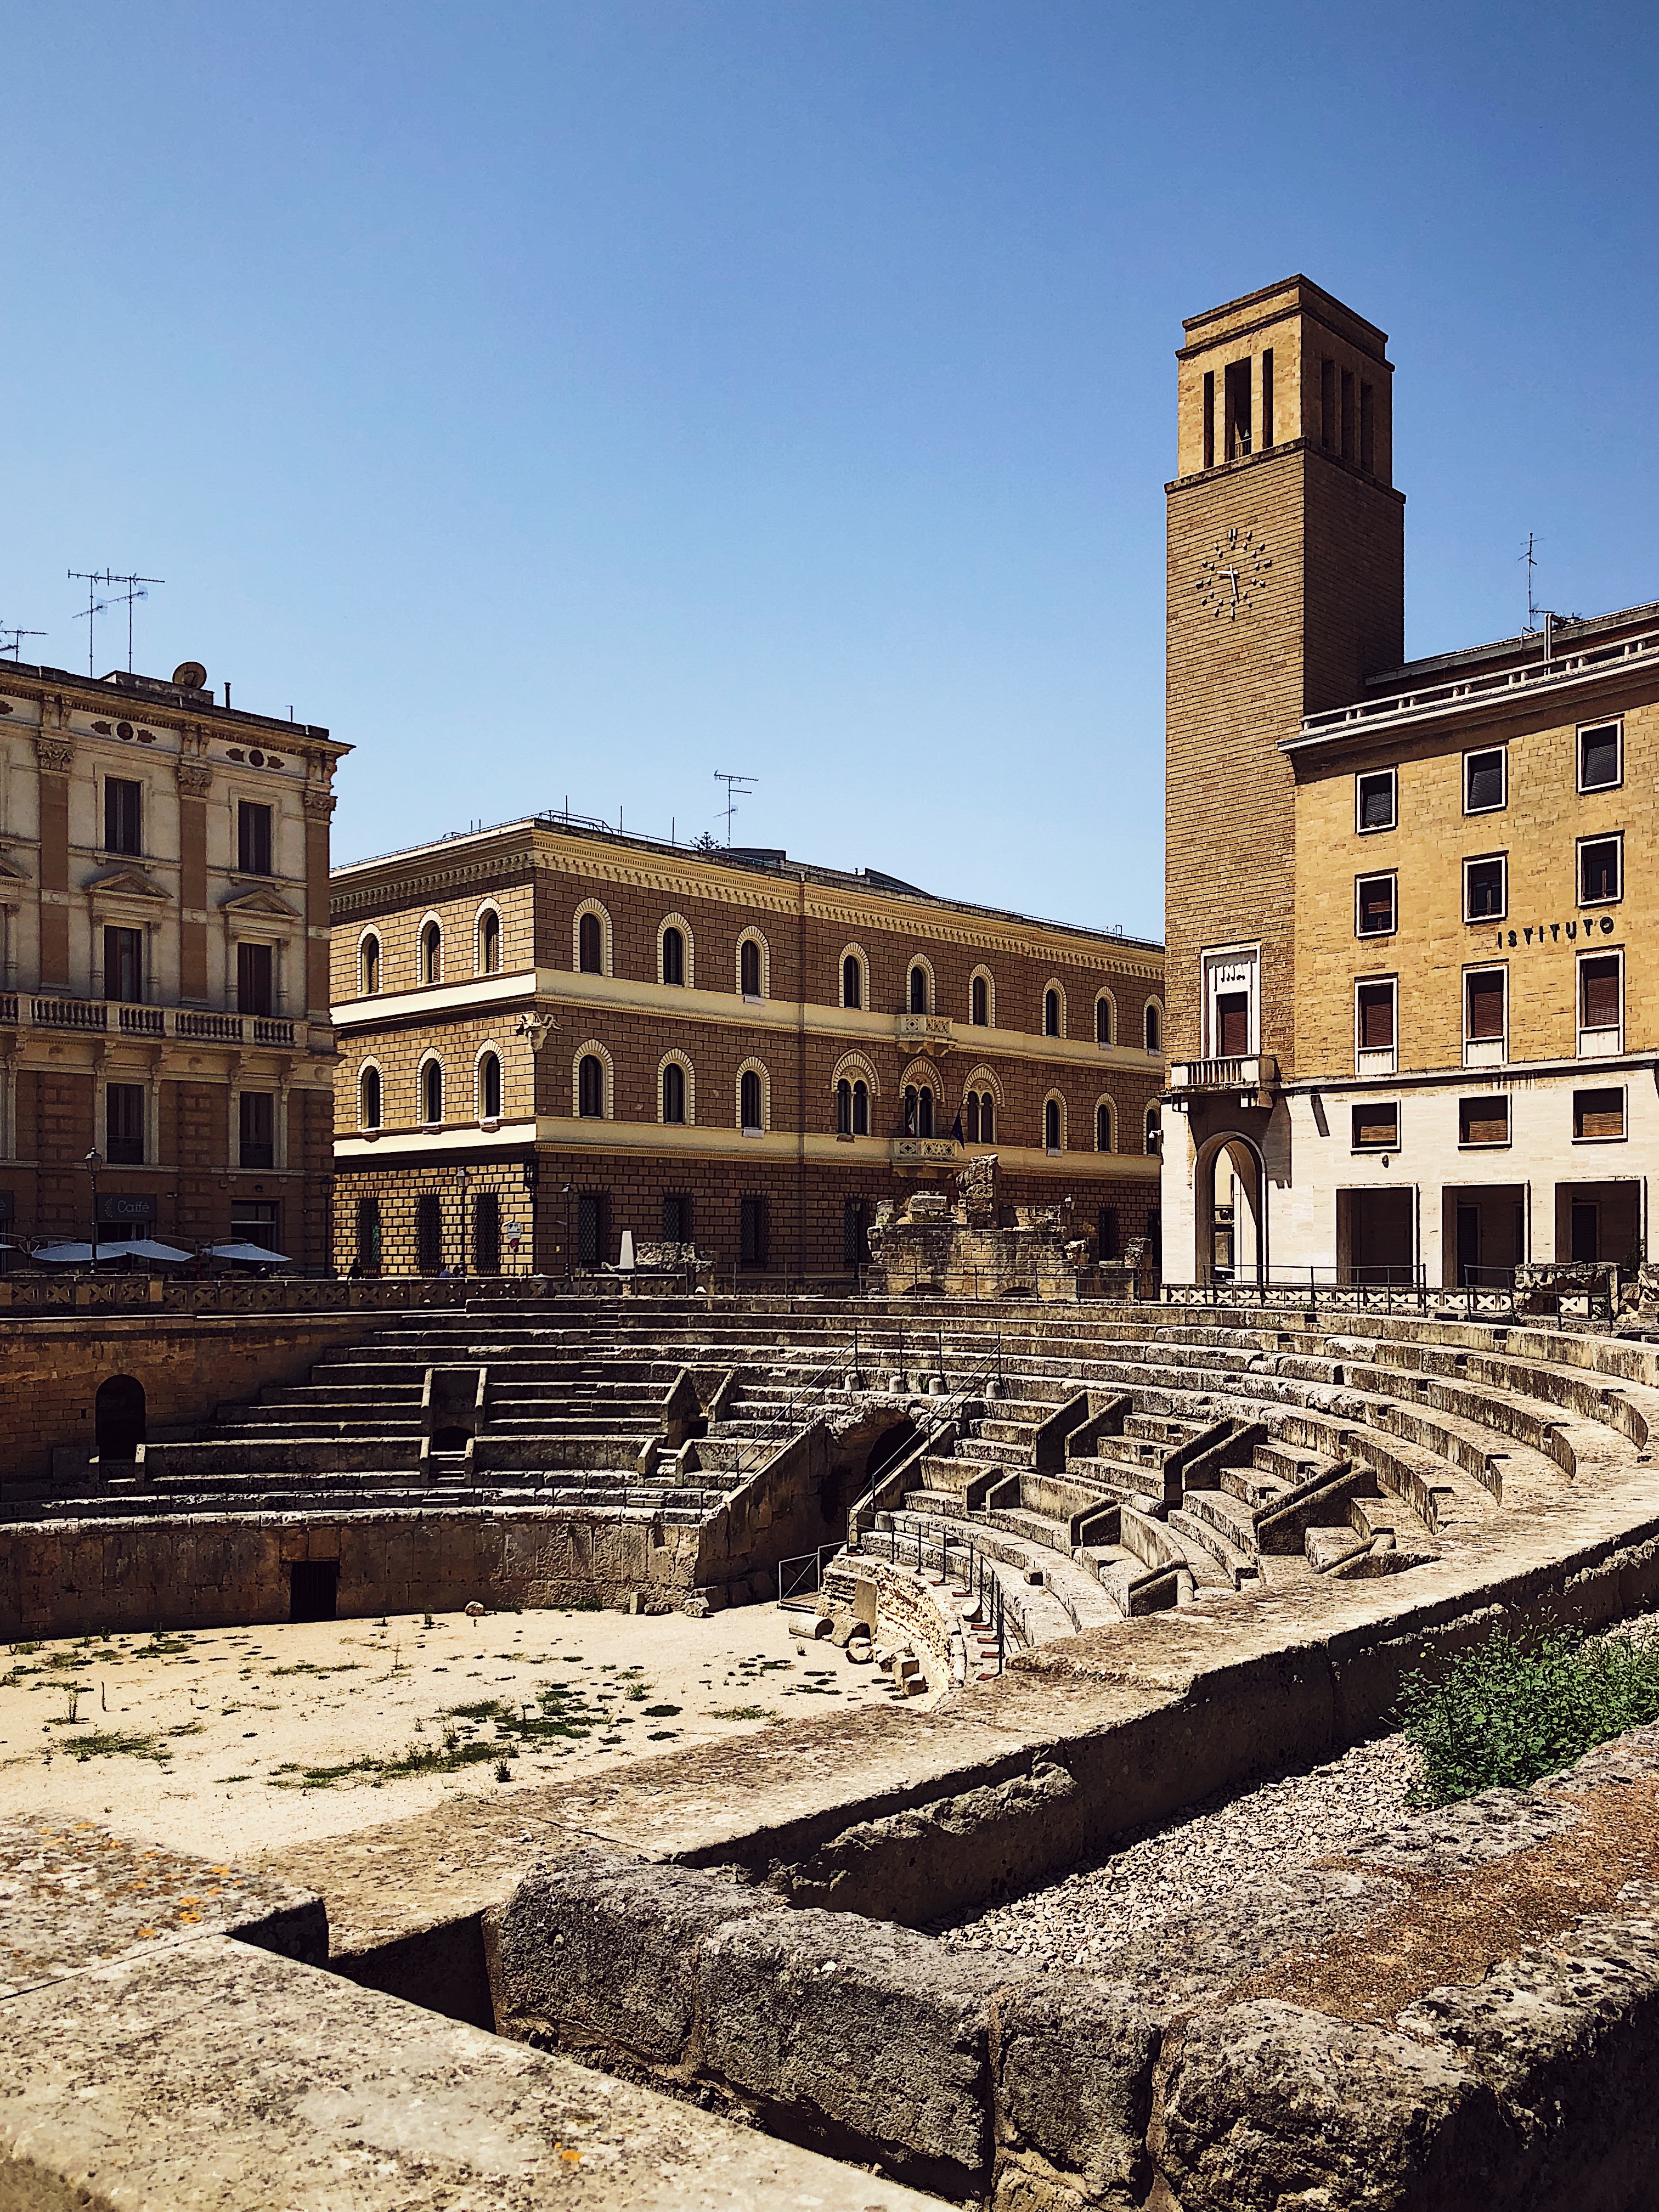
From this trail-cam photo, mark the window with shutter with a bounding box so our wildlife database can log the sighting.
[1465,970,1505,1041]
[1357,982,1395,1052]
[1351,1102,1399,1150]
[1465,749,1506,813]
[1573,1088,1625,1141]
[1217,991,1250,1057]
[1578,837,1622,904]
[1356,873,1396,936]
[1464,855,1506,922]
[1356,770,1396,832]
[1459,1096,1510,1147]
[1579,723,1622,792]
[1581,956,1621,1033]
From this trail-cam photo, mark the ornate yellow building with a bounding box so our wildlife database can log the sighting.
[1163,276,1654,1288]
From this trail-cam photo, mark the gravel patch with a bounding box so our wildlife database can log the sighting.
[933,1733,1424,1971]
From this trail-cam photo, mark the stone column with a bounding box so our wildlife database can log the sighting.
[176,754,212,1005]
[35,731,72,990]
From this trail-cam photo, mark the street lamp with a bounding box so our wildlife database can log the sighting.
[83,1150,103,1274]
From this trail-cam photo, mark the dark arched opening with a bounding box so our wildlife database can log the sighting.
[94,1374,145,1462]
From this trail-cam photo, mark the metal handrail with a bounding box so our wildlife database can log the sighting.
[728,1351,848,1476]
[844,1348,1003,1533]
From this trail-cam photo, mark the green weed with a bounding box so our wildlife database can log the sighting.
[1397,1624,1659,1806]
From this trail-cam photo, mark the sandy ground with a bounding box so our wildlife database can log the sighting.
[0,1602,907,1858]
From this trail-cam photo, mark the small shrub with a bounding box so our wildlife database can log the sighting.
[1397,1624,1659,1807]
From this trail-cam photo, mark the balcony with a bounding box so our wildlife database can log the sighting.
[0,995,309,1051]
[1166,1054,1278,1106]
[891,1135,962,1166]
[895,1012,954,1049]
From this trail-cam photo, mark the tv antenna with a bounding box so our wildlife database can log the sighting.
[714,769,757,846]
[101,572,163,672]
[69,572,114,676]
[0,623,45,662]
[1522,532,1542,630]
[69,569,162,676]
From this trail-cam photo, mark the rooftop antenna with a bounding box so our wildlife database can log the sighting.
[714,770,757,847]
[68,571,115,678]
[1522,532,1542,631]
[0,624,45,661]
[99,572,163,673]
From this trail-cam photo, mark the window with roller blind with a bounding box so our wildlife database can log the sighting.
[1351,1101,1399,1150]
[1573,1087,1626,1142]
[1578,721,1622,794]
[1578,952,1622,1055]
[1355,769,1396,834]
[1578,835,1622,906]
[1355,978,1396,1071]
[1459,1096,1510,1148]
[1464,967,1506,1064]
[1464,748,1507,815]
[1355,872,1396,938]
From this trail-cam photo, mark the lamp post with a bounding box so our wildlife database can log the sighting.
[83,1149,103,1274]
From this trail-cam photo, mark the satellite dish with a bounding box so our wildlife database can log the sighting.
[172,661,208,690]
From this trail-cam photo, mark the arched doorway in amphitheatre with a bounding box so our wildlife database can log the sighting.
[1192,1130,1268,1288]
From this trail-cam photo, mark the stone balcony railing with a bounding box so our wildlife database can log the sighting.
[0,995,321,1051]
[1166,1053,1279,1101]
[895,1012,956,1049]
[890,1134,963,1165]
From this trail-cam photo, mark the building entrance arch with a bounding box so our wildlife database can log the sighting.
[1192,1131,1268,1287]
[94,1374,146,1462]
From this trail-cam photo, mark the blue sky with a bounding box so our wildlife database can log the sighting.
[4,2,1657,936]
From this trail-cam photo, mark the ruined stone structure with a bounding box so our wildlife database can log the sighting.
[328,817,1165,1282]
[1163,276,1659,1292]
[863,1153,1132,1300]
[0,655,346,1266]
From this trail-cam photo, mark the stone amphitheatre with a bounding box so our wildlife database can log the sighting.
[7,1254,1659,2210]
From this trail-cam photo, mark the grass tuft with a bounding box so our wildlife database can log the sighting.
[1397,1624,1659,1807]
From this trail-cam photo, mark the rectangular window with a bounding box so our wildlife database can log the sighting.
[1464,854,1507,922]
[1097,1204,1119,1261]
[1352,1101,1399,1150]
[103,926,143,1004]
[661,1192,691,1244]
[1202,370,1215,470]
[1465,748,1507,814]
[1216,991,1250,1058]
[1260,349,1274,448]
[575,1190,607,1267]
[739,1194,769,1268]
[1356,872,1396,936]
[1356,769,1396,833]
[1356,979,1396,1063]
[1340,366,1355,460]
[1573,1087,1626,1141]
[1578,721,1622,793]
[1579,952,1622,1052]
[843,1198,871,1268]
[416,1192,443,1275]
[230,1199,280,1251]
[1578,834,1622,905]
[238,1090,275,1169]
[104,777,142,855]
[237,800,273,875]
[1465,967,1506,1042]
[1459,1095,1511,1147]
[1321,357,1336,449]
[1359,381,1375,473]
[236,940,274,1016]
[106,1082,145,1165]
[1224,357,1252,459]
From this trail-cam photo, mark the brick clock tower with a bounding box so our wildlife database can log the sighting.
[1162,276,1405,1283]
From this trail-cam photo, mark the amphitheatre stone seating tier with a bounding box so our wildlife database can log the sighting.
[6,1291,1659,1639]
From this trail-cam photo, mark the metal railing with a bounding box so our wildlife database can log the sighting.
[775,1544,846,1608]
[1164,1272,1519,1318]
[856,1517,1019,1670]
[728,1353,847,1476]
[845,1347,1003,1532]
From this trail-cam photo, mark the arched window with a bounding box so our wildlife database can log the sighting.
[421,1059,444,1125]
[971,974,988,1026]
[904,1084,934,1138]
[578,912,603,974]
[355,1194,381,1273]
[740,939,762,998]
[663,1061,686,1124]
[1096,1099,1114,1152]
[1144,1001,1162,1053]
[1145,1105,1161,1156]
[1096,994,1114,1045]
[909,964,929,1014]
[1044,988,1061,1037]
[853,1080,868,1136]
[359,934,381,996]
[478,1051,502,1121]
[359,1065,381,1130]
[420,921,442,985]
[1045,1097,1063,1152]
[843,953,862,1009]
[578,1054,605,1118]
[836,1078,852,1135]
[662,927,685,986]
[740,1068,762,1132]
[477,909,501,974]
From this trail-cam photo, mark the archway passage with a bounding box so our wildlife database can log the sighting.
[94,1374,145,1462]
[1192,1131,1268,1287]
[289,1560,338,1622]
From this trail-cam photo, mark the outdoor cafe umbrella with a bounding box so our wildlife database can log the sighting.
[205,1242,291,1266]
[30,1239,192,1264]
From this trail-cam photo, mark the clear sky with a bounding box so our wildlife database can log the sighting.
[4,2,1657,938]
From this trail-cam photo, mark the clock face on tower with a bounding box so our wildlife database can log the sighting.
[1195,525,1271,621]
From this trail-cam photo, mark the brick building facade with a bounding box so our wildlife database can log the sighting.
[1163,275,1659,1287]
[0,657,347,1266]
[329,820,1165,1279]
